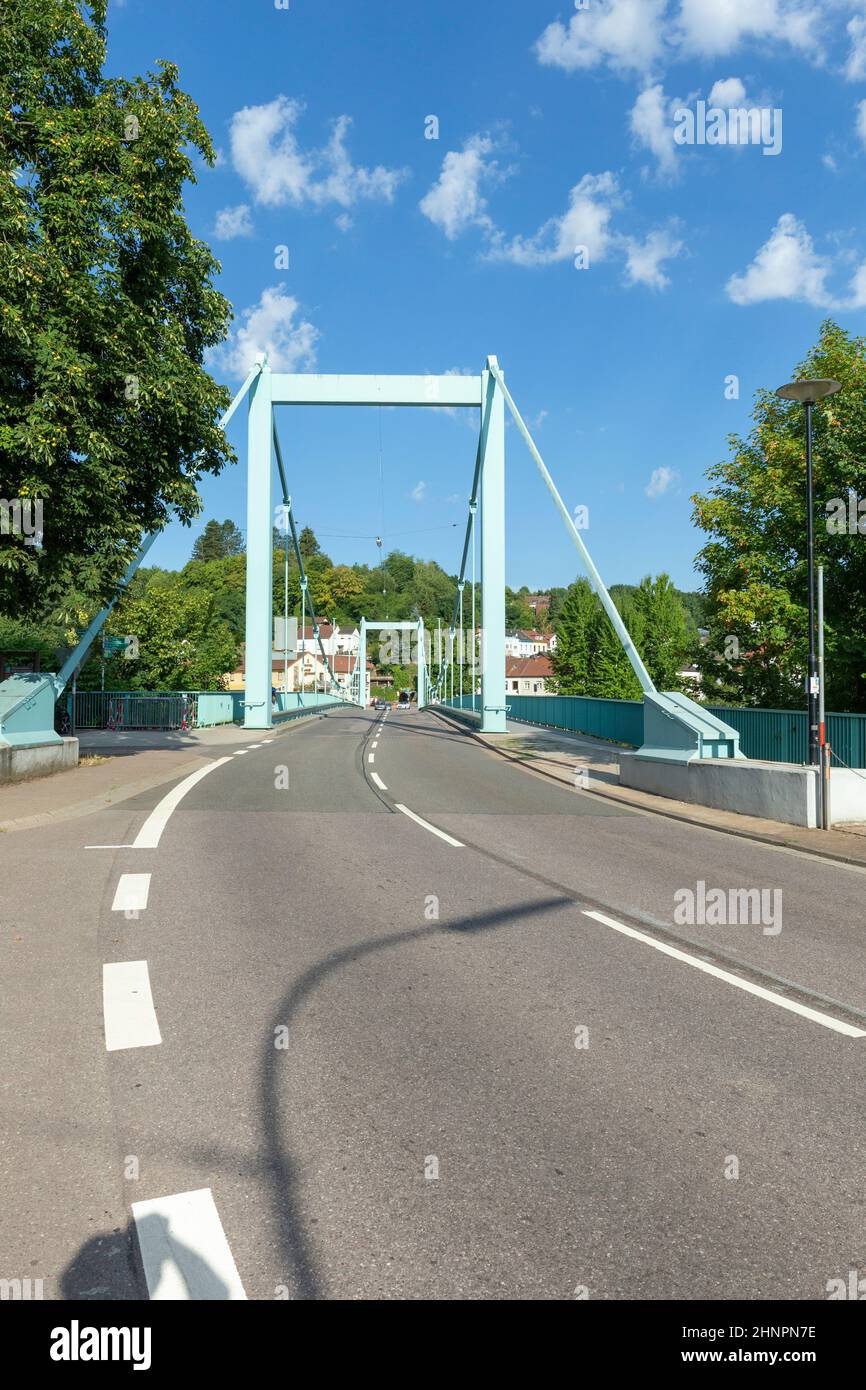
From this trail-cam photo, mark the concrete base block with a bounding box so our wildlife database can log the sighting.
[0,738,79,784]
[620,753,819,829]
[824,769,866,824]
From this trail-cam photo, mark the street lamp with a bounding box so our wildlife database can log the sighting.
[774,377,841,766]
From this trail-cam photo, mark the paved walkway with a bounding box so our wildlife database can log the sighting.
[0,720,321,833]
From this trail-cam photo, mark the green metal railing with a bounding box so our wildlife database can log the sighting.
[68,691,197,731]
[439,693,866,767]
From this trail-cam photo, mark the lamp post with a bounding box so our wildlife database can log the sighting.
[774,378,841,767]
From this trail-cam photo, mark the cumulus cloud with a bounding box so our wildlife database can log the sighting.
[411,481,427,502]
[707,76,748,106]
[534,0,828,77]
[630,84,681,176]
[675,0,822,58]
[646,466,678,498]
[725,214,833,306]
[213,204,254,240]
[622,227,684,289]
[846,14,866,79]
[534,0,667,75]
[212,285,319,379]
[486,171,622,267]
[229,97,407,210]
[419,135,503,240]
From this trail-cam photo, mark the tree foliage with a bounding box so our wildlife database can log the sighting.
[0,0,234,619]
[692,320,866,710]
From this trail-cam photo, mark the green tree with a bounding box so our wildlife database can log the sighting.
[0,0,234,618]
[588,595,644,700]
[550,579,596,694]
[191,520,244,563]
[692,320,866,710]
[631,573,691,690]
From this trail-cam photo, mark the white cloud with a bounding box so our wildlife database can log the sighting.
[419,135,502,240]
[534,0,667,75]
[622,227,684,289]
[726,214,834,306]
[486,171,621,266]
[630,84,681,176]
[229,96,407,210]
[857,98,866,147]
[676,0,821,58]
[213,285,319,379]
[213,204,254,240]
[335,212,354,233]
[535,0,828,77]
[411,481,427,502]
[823,152,839,172]
[846,14,866,79]
[646,466,678,498]
[708,76,748,106]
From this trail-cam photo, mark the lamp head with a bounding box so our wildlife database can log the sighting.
[775,379,841,405]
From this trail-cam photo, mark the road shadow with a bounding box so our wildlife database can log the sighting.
[61,1212,232,1301]
[258,892,571,1299]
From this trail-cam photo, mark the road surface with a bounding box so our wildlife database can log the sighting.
[3,704,865,1300]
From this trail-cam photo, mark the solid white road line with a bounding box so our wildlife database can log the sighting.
[583,910,866,1039]
[111,873,151,913]
[371,773,388,791]
[86,844,135,850]
[102,961,162,1051]
[131,1188,247,1300]
[132,758,233,849]
[395,803,464,848]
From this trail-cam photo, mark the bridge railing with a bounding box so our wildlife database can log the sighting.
[438,693,866,767]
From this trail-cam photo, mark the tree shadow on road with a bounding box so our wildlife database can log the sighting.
[258,893,572,1299]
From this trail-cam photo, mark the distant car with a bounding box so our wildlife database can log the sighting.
[373,699,387,710]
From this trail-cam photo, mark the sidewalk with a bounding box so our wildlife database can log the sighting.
[0,720,309,833]
[436,710,866,869]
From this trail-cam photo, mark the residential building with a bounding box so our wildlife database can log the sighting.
[505,654,554,695]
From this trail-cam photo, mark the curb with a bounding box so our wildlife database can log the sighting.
[430,707,866,871]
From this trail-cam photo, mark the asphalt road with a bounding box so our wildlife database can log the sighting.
[3,703,866,1300]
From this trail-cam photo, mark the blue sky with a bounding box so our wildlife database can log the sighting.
[107,0,866,592]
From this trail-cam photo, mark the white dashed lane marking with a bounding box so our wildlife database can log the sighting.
[102,961,162,1051]
[132,1188,247,1300]
[111,874,151,913]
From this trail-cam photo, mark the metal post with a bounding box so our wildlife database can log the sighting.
[358,619,367,708]
[818,565,829,830]
[458,583,464,703]
[470,502,477,711]
[300,579,306,700]
[479,357,507,732]
[283,514,289,704]
[243,361,273,728]
[805,401,819,766]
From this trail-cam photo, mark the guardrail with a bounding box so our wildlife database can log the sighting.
[438,693,866,767]
[66,688,348,731]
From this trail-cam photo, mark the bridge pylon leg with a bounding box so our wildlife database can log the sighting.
[480,358,507,734]
[244,363,273,729]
